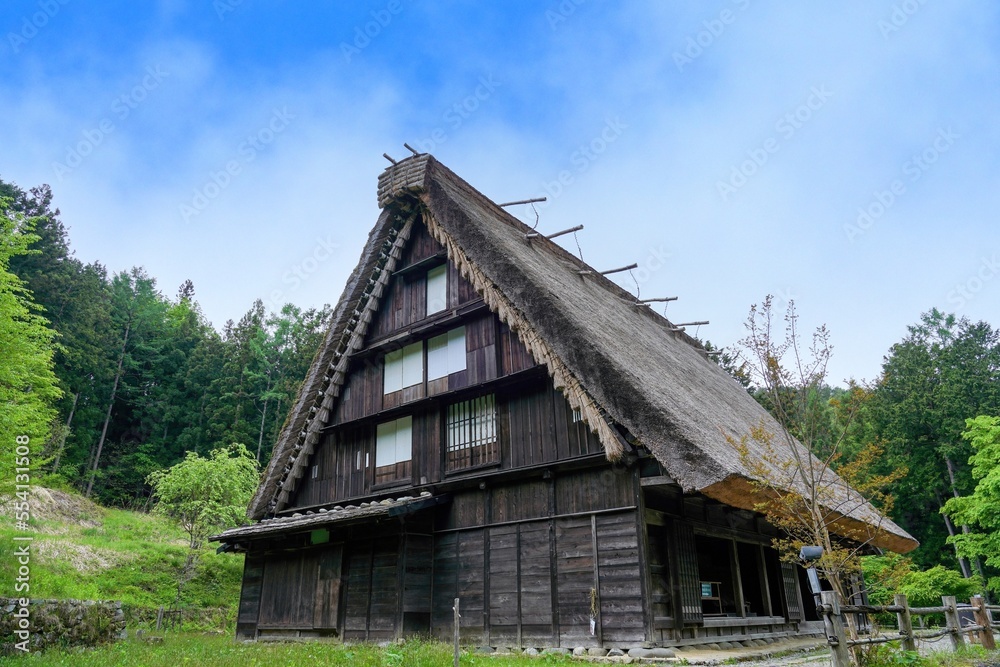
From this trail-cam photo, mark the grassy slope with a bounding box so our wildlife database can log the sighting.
[0,488,243,628]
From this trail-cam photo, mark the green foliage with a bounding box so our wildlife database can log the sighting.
[0,196,62,490]
[865,647,930,667]
[863,554,980,607]
[868,310,1000,571]
[899,565,981,607]
[863,646,990,667]
[942,416,1000,592]
[146,444,259,549]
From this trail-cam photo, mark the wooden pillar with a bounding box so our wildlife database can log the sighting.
[729,539,746,617]
[635,471,655,643]
[819,591,850,667]
[757,544,774,618]
[943,595,965,651]
[971,595,995,649]
[590,514,603,645]
[894,594,916,652]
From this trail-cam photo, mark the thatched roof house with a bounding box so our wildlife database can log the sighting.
[246,153,914,552]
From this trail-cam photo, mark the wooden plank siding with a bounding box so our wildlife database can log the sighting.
[429,510,643,648]
[288,373,603,511]
[258,551,319,629]
[555,516,598,645]
[431,532,459,638]
[401,533,434,634]
[368,224,481,338]
[488,525,520,645]
[595,513,645,643]
[236,554,264,639]
[242,471,812,647]
[419,465,643,649]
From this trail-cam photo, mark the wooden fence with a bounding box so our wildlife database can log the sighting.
[818,592,1000,667]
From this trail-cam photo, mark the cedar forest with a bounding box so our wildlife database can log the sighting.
[3,177,1000,591]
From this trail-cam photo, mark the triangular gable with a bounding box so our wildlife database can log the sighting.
[249,203,419,518]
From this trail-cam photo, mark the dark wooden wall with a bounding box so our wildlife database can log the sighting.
[244,466,645,648]
[258,550,319,629]
[427,467,644,647]
[236,555,264,640]
[291,376,605,510]
[238,473,811,647]
[369,224,479,340]
[288,216,616,512]
[427,510,644,647]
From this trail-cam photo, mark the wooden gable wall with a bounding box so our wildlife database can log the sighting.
[287,220,605,511]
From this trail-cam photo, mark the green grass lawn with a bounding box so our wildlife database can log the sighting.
[11,635,1000,667]
[11,634,577,666]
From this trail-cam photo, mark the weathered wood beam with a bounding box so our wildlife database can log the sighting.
[499,197,547,207]
[640,475,677,487]
[525,224,583,240]
[590,263,638,276]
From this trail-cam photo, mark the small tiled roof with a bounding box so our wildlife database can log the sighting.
[213,492,444,542]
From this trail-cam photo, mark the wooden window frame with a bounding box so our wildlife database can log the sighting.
[426,264,447,316]
[383,342,423,395]
[427,326,466,381]
[374,416,412,485]
[444,393,499,472]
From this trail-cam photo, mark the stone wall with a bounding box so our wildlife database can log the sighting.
[1,598,125,655]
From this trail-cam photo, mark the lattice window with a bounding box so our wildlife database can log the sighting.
[445,394,498,471]
[674,522,704,625]
[781,561,803,621]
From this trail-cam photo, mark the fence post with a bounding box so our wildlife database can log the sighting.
[943,595,965,651]
[971,595,996,650]
[894,594,916,653]
[820,591,851,667]
[453,597,461,667]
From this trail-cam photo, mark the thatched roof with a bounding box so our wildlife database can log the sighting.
[248,154,917,554]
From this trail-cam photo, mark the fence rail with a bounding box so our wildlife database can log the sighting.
[819,593,997,667]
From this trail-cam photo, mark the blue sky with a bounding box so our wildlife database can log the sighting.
[2,1,998,384]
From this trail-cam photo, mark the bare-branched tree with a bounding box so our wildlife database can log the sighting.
[727,296,905,608]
